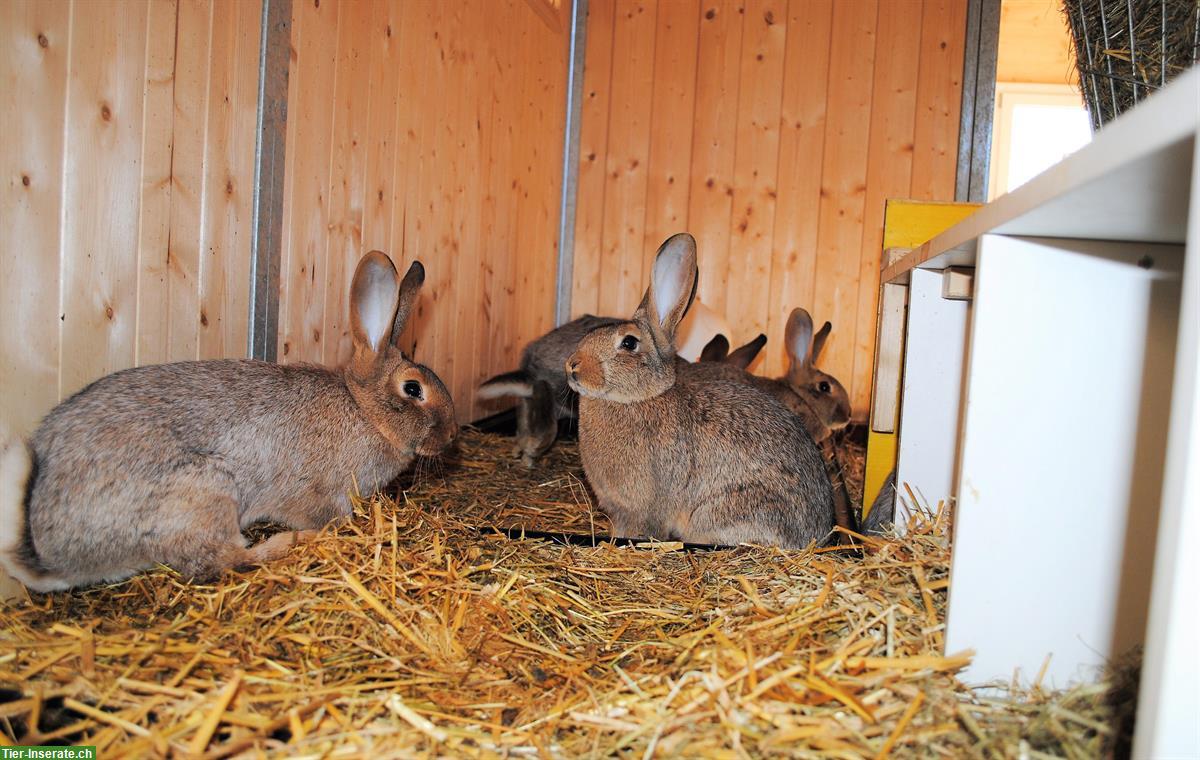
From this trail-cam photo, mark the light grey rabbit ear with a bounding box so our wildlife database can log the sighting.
[812,321,832,361]
[391,260,425,348]
[350,251,401,355]
[785,308,814,372]
[640,233,698,346]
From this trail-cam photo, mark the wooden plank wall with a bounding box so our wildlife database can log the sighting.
[573,0,968,418]
[278,0,569,423]
[0,0,262,435]
[997,0,1075,84]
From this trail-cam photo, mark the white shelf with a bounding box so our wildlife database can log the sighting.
[882,66,1200,285]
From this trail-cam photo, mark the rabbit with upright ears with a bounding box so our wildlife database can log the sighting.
[566,233,834,548]
[696,312,856,537]
[478,318,761,468]
[0,252,456,592]
[766,309,852,444]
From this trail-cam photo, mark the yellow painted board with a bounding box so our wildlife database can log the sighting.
[863,199,981,513]
[863,430,897,518]
[881,199,981,250]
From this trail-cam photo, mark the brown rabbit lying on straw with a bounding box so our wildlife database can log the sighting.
[566,233,835,548]
[0,252,456,592]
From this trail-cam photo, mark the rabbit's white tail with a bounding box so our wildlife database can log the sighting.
[477,370,534,400]
[0,429,67,592]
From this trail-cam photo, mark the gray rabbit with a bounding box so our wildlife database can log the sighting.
[566,233,834,548]
[0,252,456,591]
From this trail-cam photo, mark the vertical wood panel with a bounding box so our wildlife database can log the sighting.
[911,0,967,200]
[136,0,178,367]
[169,0,213,362]
[362,0,401,254]
[323,0,372,366]
[570,0,616,318]
[3,0,261,437]
[598,0,657,318]
[640,0,700,284]
[59,0,150,397]
[810,0,877,388]
[724,0,787,341]
[0,0,70,434]
[850,0,923,412]
[198,0,261,360]
[512,0,566,368]
[764,0,832,378]
[687,0,743,315]
[278,0,339,363]
[478,11,515,376]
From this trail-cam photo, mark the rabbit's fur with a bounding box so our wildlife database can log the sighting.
[737,309,851,445]
[566,233,834,548]
[477,315,620,467]
[0,252,456,592]
[697,312,857,539]
[478,317,758,468]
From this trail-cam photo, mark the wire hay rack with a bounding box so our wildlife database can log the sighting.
[1062,0,1200,130]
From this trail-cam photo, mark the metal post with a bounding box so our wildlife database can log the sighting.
[248,0,291,361]
[554,0,589,326]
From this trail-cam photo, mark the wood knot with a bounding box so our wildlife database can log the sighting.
[104,305,114,320]
[282,342,291,356]
[200,309,209,327]
[705,178,715,188]
[312,329,321,343]
[21,174,31,187]
[37,33,48,48]
[764,10,774,24]
[386,24,392,37]
[704,8,715,19]
[225,179,234,195]
[100,103,112,121]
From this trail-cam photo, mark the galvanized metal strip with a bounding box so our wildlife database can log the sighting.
[248,0,291,361]
[955,0,1000,203]
[554,0,588,326]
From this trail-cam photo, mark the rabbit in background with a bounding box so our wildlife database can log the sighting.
[0,252,456,592]
[566,233,834,548]
[477,319,764,468]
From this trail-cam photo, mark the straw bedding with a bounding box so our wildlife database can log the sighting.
[0,431,1135,757]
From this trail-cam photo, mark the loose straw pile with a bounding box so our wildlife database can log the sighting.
[0,431,1135,757]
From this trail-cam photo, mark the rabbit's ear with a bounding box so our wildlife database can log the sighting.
[812,321,832,361]
[350,251,401,356]
[391,260,425,347]
[639,233,698,346]
[699,334,730,363]
[785,308,814,371]
[726,333,767,370]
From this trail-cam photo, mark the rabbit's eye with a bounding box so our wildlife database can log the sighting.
[818,381,831,394]
[619,335,640,352]
[402,380,423,399]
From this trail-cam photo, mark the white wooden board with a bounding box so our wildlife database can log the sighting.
[894,268,970,533]
[1131,151,1200,759]
[946,235,1183,688]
